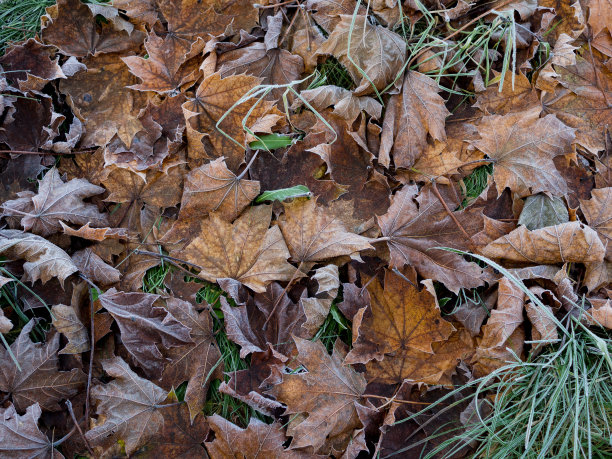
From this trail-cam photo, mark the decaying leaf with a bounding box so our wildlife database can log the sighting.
[378,185,490,293]
[472,107,575,197]
[0,229,78,285]
[380,70,451,168]
[580,187,612,259]
[159,297,222,421]
[0,403,63,458]
[181,205,297,292]
[268,338,366,454]
[52,304,90,354]
[481,221,606,264]
[179,157,260,222]
[0,320,86,412]
[316,15,406,96]
[86,357,168,455]
[98,289,193,377]
[518,194,569,230]
[278,197,373,264]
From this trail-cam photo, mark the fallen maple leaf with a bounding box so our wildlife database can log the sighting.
[377,184,490,293]
[181,204,297,292]
[72,248,121,286]
[182,72,281,170]
[346,270,455,364]
[179,157,260,222]
[99,289,193,377]
[86,357,168,455]
[42,0,144,58]
[123,32,201,94]
[278,197,373,264]
[159,297,222,421]
[267,337,366,454]
[480,221,606,264]
[2,167,107,237]
[316,15,406,96]
[0,403,63,458]
[297,85,382,123]
[580,187,612,260]
[472,106,575,197]
[380,70,451,168]
[0,320,86,412]
[60,53,149,148]
[205,414,313,458]
[0,229,78,285]
[52,304,90,354]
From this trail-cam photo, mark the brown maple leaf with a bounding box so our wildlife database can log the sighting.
[380,70,451,168]
[2,167,107,237]
[205,414,314,458]
[297,85,382,124]
[60,53,149,148]
[0,229,78,285]
[480,221,606,264]
[221,282,307,358]
[218,42,304,103]
[580,187,612,260]
[541,48,612,154]
[316,15,406,96]
[101,165,183,231]
[52,304,89,355]
[113,0,159,26]
[278,197,373,264]
[159,297,222,421]
[134,393,210,458]
[41,0,144,58]
[0,403,63,458]
[472,106,575,197]
[345,270,455,365]
[123,32,201,94]
[267,337,366,454]
[0,96,59,152]
[250,132,347,204]
[181,204,297,292]
[182,72,282,171]
[364,328,475,386]
[99,289,193,377]
[72,248,121,286]
[85,357,168,456]
[0,320,86,412]
[377,184,489,293]
[179,157,260,222]
[474,70,540,115]
[0,38,65,92]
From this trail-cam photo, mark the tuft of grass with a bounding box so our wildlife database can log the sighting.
[142,262,171,294]
[460,164,493,207]
[0,0,54,53]
[314,56,355,90]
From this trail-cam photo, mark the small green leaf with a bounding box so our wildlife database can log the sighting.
[249,134,294,150]
[518,194,569,230]
[255,185,311,203]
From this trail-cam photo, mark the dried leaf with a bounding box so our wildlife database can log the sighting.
[316,15,406,96]
[380,70,451,168]
[0,320,86,412]
[98,289,193,377]
[472,107,574,197]
[278,197,373,264]
[267,338,366,454]
[181,205,297,292]
[159,297,222,421]
[0,229,78,285]
[580,187,612,260]
[180,157,260,222]
[378,185,489,293]
[85,357,168,455]
[518,193,569,230]
[481,221,606,263]
[0,403,63,459]
[52,304,90,354]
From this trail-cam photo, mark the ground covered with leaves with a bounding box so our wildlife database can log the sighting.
[0,0,611,457]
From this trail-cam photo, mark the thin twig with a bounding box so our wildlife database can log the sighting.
[236,149,259,181]
[134,250,202,277]
[65,400,96,458]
